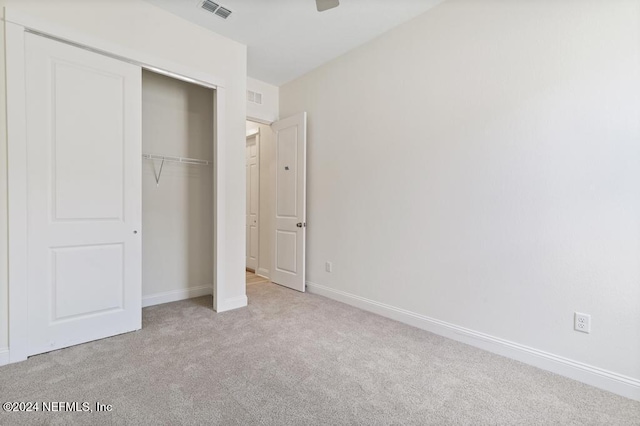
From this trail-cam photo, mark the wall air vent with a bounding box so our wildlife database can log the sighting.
[200,0,232,19]
[247,90,263,105]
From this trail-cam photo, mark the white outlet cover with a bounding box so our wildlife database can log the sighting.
[574,312,591,333]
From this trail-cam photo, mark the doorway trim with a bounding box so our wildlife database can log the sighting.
[4,9,232,364]
[246,116,272,126]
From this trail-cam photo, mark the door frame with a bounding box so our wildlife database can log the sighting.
[4,9,230,363]
[246,129,260,272]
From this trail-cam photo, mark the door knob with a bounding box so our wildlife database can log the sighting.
[296,223,302,228]
[133,230,138,234]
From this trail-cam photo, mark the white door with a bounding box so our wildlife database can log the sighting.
[246,134,260,271]
[25,33,142,356]
[270,113,307,292]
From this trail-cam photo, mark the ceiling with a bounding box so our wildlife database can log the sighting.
[144,0,446,86]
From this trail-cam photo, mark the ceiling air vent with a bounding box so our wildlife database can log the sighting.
[215,7,232,19]
[201,0,219,14]
[200,0,232,19]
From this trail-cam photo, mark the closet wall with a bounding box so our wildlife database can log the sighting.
[142,71,213,304]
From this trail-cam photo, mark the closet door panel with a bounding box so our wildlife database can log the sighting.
[25,33,142,356]
[52,60,125,220]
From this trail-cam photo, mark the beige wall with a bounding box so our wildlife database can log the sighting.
[0,0,247,356]
[142,71,213,300]
[281,0,640,384]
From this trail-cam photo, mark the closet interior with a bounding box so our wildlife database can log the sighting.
[141,70,215,307]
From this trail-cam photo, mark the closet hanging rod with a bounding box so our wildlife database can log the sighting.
[142,153,212,166]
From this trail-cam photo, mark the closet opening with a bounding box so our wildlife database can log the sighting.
[6,20,233,363]
[141,70,215,310]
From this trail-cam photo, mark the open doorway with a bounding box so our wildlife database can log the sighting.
[245,120,274,287]
[245,128,260,273]
[245,114,308,292]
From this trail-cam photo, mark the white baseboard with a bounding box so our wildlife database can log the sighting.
[216,295,248,313]
[0,349,9,367]
[306,281,640,402]
[142,285,212,308]
[256,268,270,279]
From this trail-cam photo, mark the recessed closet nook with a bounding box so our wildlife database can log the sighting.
[142,70,214,308]
[6,30,220,360]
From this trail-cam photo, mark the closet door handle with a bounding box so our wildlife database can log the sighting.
[133,230,138,234]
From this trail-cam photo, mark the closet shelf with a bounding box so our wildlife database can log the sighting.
[143,153,212,187]
[142,153,211,166]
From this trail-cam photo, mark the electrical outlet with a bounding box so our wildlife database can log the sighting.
[574,312,591,333]
[325,261,333,273]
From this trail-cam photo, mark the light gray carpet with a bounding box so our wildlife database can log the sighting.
[0,282,638,425]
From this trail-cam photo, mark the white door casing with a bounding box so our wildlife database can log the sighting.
[24,33,142,356]
[270,113,307,292]
[246,133,260,271]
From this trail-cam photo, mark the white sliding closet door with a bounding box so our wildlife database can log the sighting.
[25,33,142,356]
